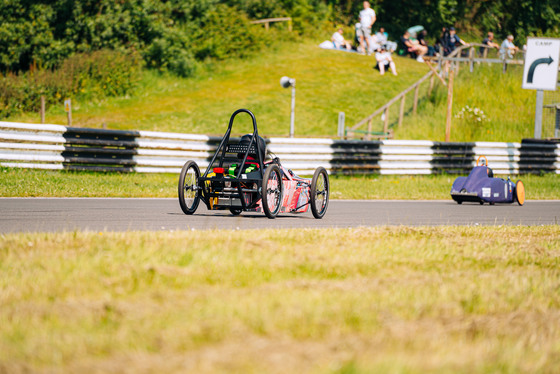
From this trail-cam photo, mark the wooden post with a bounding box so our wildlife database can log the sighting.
[288,19,292,32]
[265,22,269,31]
[366,118,372,140]
[413,84,420,116]
[383,107,389,134]
[425,61,447,86]
[469,47,474,72]
[40,96,45,124]
[398,95,406,128]
[445,68,454,142]
[64,99,72,126]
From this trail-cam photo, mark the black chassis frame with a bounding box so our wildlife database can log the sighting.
[197,109,268,211]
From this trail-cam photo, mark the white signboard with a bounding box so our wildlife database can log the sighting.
[64,99,71,112]
[522,37,560,91]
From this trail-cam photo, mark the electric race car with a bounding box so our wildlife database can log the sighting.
[450,156,525,205]
[178,109,330,219]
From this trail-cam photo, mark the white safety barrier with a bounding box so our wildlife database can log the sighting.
[1,121,559,175]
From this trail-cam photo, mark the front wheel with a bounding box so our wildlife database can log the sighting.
[262,165,283,219]
[310,167,329,219]
[178,160,201,215]
[514,180,525,206]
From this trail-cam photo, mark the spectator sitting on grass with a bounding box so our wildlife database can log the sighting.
[375,27,397,52]
[500,35,519,59]
[417,30,435,56]
[375,45,398,76]
[401,30,427,62]
[332,27,352,50]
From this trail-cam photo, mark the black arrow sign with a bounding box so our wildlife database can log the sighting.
[527,55,554,83]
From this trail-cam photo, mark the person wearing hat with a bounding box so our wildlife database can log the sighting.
[447,27,467,54]
[332,27,352,50]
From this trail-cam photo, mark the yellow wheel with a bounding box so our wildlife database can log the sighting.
[514,180,525,206]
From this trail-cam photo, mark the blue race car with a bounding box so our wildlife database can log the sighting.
[450,156,525,205]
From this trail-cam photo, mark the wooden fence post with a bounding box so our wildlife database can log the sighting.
[445,68,454,142]
[398,95,406,128]
[469,47,474,72]
[366,118,372,140]
[64,99,72,127]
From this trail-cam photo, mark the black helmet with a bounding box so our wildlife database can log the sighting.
[238,134,266,161]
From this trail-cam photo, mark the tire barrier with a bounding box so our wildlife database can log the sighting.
[1,121,559,175]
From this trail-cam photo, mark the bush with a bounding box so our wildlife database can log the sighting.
[144,29,198,77]
[191,4,271,61]
[0,49,141,118]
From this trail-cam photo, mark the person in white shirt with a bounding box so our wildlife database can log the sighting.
[500,35,519,59]
[375,27,397,52]
[375,46,397,76]
[331,27,352,50]
[358,1,376,55]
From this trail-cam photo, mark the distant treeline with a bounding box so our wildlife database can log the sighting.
[330,0,560,42]
[2,0,559,75]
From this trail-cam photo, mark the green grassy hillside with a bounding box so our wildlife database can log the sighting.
[8,41,537,141]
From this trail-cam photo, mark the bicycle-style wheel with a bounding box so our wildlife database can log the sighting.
[178,160,200,215]
[262,164,283,219]
[310,167,329,219]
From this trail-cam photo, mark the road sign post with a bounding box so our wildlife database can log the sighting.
[534,90,544,139]
[522,37,560,139]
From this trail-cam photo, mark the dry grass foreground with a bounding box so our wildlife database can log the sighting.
[1,226,559,373]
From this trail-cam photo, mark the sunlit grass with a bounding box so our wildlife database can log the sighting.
[1,226,559,373]
[2,167,559,199]
[7,41,539,142]
[394,64,537,141]
[6,41,429,136]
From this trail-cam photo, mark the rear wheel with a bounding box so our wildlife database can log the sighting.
[262,165,283,219]
[514,180,525,206]
[178,160,200,215]
[310,167,329,219]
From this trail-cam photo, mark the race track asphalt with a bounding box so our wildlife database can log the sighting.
[1,198,558,233]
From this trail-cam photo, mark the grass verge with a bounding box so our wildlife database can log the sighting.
[7,41,428,137]
[1,167,559,200]
[1,226,559,373]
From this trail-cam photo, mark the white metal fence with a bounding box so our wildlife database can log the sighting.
[1,121,559,175]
